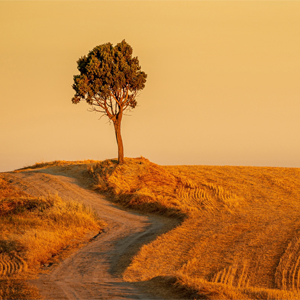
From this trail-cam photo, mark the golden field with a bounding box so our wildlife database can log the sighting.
[0,170,104,300]
[2,157,300,299]
[88,157,300,299]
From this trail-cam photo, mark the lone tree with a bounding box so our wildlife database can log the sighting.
[72,40,147,164]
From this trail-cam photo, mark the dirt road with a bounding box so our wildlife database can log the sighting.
[7,166,175,300]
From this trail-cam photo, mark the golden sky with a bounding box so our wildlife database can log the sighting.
[0,1,300,171]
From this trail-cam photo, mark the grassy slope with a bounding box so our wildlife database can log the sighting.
[88,157,300,299]
[0,169,105,300]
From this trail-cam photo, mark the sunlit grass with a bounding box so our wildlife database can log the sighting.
[89,157,300,299]
[18,159,98,171]
[0,279,40,300]
[4,157,300,299]
[0,176,105,300]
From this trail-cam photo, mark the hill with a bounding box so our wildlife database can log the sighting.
[1,158,300,299]
[88,157,300,299]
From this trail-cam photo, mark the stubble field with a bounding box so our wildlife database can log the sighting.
[1,157,300,299]
[89,157,300,299]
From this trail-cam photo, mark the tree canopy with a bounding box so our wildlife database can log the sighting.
[72,40,147,164]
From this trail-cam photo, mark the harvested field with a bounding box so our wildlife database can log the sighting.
[2,157,300,299]
[89,157,300,299]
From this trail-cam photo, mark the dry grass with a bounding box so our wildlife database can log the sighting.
[88,157,241,217]
[0,279,40,300]
[88,157,300,299]
[0,175,105,300]
[18,159,98,171]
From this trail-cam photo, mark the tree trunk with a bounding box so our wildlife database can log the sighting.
[113,117,124,164]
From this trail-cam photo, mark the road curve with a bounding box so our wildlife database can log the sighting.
[7,166,174,300]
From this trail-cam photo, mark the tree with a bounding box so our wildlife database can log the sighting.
[72,40,147,164]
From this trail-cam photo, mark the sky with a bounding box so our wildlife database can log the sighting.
[0,1,300,172]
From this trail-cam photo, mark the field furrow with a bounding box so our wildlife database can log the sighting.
[276,237,300,291]
[0,253,28,277]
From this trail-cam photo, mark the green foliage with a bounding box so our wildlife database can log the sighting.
[72,40,147,119]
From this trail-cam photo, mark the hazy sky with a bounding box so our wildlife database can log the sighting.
[1,1,300,172]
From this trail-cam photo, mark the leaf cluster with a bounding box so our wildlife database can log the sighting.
[72,40,147,117]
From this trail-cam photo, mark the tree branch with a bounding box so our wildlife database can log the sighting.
[92,107,106,114]
[93,99,104,109]
[109,89,121,106]
[123,90,137,110]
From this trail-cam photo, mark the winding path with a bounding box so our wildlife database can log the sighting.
[7,166,174,300]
